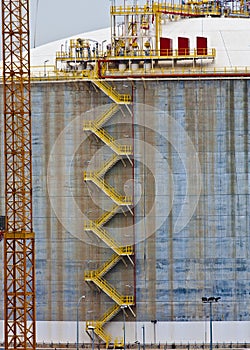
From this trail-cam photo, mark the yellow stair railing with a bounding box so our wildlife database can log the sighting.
[86,304,120,346]
[85,255,121,279]
[96,154,121,177]
[86,321,112,348]
[92,80,132,104]
[96,254,122,277]
[86,273,134,306]
[95,204,120,226]
[94,326,112,347]
[84,221,133,256]
[83,121,132,155]
[95,103,120,128]
[84,171,132,205]
[99,303,121,324]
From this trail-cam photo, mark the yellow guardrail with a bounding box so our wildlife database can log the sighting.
[101,65,250,77]
[1,63,245,83]
[110,2,249,17]
[55,48,215,61]
[116,47,216,58]
[2,60,250,83]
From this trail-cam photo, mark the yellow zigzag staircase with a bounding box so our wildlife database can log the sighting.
[83,89,134,347]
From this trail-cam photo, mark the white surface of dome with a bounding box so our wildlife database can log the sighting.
[30,17,250,71]
[161,17,250,67]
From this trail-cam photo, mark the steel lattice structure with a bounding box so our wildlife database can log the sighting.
[1,1,36,349]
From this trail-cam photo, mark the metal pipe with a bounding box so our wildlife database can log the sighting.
[209,301,213,350]
[76,295,85,350]
[92,328,95,350]
[44,59,49,77]
[202,296,220,350]
[88,326,95,350]
[123,309,126,350]
[142,325,145,350]
[121,305,127,350]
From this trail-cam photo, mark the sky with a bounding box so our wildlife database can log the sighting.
[0,1,149,49]
[30,0,111,47]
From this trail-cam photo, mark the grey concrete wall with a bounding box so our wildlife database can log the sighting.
[0,78,249,325]
[133,79,250,322]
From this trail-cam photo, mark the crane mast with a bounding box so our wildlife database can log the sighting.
[1,1,36,350]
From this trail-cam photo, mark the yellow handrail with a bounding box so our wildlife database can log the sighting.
[93,79,132,103]
[95,103,120,128]
[100,303,121,323]
[84,220,133,255]
[83,121,132,155]
[92,274,134,305]
[95,204,120,226]
[84,171,132,204]
[96,154,121,177]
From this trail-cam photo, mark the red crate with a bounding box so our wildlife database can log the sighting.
[178,37,190,56]
[197,36,208,55]
[160,37,173,56]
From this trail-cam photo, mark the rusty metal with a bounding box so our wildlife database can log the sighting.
[1,1,36,349]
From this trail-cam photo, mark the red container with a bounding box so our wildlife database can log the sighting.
[178,37,190,56]
[197,36,208,55]
[160,37,173,56]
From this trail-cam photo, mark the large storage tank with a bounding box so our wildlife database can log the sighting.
[1,7,250,346]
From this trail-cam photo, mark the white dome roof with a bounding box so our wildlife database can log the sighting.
[161,17,250,68]
[30,27,111,67]
[30,17,250,71]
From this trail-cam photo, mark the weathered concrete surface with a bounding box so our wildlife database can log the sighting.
[134,79,249,322]
[0,78,249,324]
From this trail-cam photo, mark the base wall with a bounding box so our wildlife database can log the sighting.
[1,321,250,344]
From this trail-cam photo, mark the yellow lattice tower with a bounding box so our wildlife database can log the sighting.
[1,1,36,350]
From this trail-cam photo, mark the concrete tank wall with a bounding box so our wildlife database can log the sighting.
[133,79,250,322]
[0,78,249,329]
